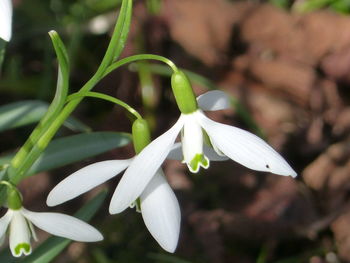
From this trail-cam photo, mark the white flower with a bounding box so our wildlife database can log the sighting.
[47,159,181,253]
[0,207,103,257]
[0,0,13,42]
[109,90,297,214]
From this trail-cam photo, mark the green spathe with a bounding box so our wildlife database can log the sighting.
[171,71,198,114]
[7,188,22,210]
[131,119,150,213]
[132,118,151,154]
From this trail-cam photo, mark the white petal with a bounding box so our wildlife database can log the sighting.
[28,220,38,242]
[140,170,181,253]
[197,90,231,111]
[21,208,103,242]
[167,142,228,162]
[47,159,132,207]
[197,112,297,177]
[9,210,32,257]
[0,0,12,42]
[181,113,209,173]
[0,210,12,240]
[109,117,184,214]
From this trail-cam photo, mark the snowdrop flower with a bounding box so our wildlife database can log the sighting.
[110,70,297,214]
[0,188,102,257]
[47,119,181,253]
[0,0,13,41]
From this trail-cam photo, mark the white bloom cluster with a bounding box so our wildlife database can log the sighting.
[47,90,297,253]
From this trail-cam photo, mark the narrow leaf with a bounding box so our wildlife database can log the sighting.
[112,0,132,61]
[0,100,91,133]
[41,30,70,125]
[27,132,131,176]
[0,101,48,132]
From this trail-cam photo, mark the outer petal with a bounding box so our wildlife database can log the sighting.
[9,211,31,257]
[197,90,231,111]
[109,117,184,214]
[197,112,297,177]
[0,209,12,240]
[140,170,181,253]
[167,142,228,161]
[47,159,132,207]
[21,208,103,242]
[0,0,12,41]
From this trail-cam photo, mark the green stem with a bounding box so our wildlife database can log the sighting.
[68,91,143,120]
[104,54,178,77]
[9,78,97,183]
[0,180,16,191]
[8,0,133,183]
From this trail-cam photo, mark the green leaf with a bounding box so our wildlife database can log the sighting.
[0,101,48,132]
[19,191,107,263]
[112,0,133,62]
[26,131,131,177]
[0,100,91,133]
[41,30,70,125]
[98,0,132,72]
[63,117,92,133]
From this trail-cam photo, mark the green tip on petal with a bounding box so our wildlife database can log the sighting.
[14,243,31,257]
[129,198,142,213]
[187,154,210,173]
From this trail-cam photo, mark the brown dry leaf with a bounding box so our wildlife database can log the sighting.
[247,88,300,147]
[303,140,350,191]
[331,209,350,262]
[333,108,350,136]
[162,0,254,66]
[241,5,350,66]
[248,59,315,105]
[321,46,350,84]
[243,176,298,222]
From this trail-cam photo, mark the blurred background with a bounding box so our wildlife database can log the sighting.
[2,0,350,262]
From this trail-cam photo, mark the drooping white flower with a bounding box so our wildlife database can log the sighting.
[47,159,181,253]
[0,0,13,42]
[110,90,297,214]
[0,207,103,257]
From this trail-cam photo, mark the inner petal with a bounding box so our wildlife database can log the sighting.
[9,211,32,257]
[181,113,209,173]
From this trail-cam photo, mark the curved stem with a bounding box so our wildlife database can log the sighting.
[8,0,134,183]
[68,91,143,120]
[0,180,16,191]
[103,54,178,78]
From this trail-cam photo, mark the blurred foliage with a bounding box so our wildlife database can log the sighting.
[1,0,122,100]
[269,0,350,13]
